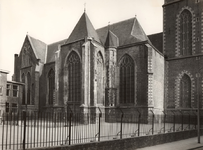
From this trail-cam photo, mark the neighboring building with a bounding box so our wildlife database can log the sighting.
[0,70,9,116]
[0,70,24,116]
[163,0,203,109]
[11,0,203,114]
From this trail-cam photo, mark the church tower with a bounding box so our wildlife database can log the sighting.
[163,0,203,109]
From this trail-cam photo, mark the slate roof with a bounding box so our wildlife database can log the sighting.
[66,12,101,44]
[25,14,162,65]
[147,32,163,53]
[46,39,67,63]
[97,17,151,47]
[28,35,47,63]
[105,30,119,48]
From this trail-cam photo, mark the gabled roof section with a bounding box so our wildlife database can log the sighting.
[131,17,149,42]
[148,32,163,53]
[27,35,47,63]
[97,17,151,46]
[105,30,119,48]
[46,39,67,63]
[66,12,101,44]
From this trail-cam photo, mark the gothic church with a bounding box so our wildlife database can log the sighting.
[12,0,203,114]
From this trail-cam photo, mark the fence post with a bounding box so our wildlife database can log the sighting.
[120,113,123,139]
[2,112,4,150]
[138,110,141,136]
[68,112,72,145]
[97,107,102,142]
[23,111,26,150]
[163,111,166,133]
[150,110,154,135]
[180,111,183,131]
[188,112,191,130]
[172,111,175,132]
[118,108,123,139]
[67,105,73,145]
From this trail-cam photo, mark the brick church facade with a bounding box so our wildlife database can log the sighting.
[12,0,203,114]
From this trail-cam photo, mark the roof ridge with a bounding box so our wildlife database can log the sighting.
[27,35,39,59]
[27,34,47,45]
[27,34,47,62]
[67,12,101,44]
[96,17,135,30]
[48,39,67,46]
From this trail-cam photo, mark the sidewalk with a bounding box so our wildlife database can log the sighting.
[136,136,203,150]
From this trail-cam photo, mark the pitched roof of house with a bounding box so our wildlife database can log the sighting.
[97,17,151,46]
[147,32,163,53]
[66,12,101,44]
[27,35,47,63]
[46,39,67,63]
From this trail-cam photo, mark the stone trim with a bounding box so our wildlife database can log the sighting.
[175,6,196,57]
[174,71,195,108]
[201,12,203,52]
[163,7,166,55]
[148,48,153,107]
[165,61,169,108]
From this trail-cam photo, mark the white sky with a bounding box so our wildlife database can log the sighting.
[0,0,164,80]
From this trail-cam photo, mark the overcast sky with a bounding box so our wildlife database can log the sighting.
[0,0,164,80]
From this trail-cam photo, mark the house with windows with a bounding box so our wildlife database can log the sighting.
[0,70,24,116]
[11,0,203,114]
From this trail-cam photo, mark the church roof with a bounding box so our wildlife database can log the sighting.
[24,14,159,64]
[27,35,47,63]
[66,12,101,44]
[97,17,151,46]
[148,32,163,53]
[46,39,67,63]
[104,30,119,48]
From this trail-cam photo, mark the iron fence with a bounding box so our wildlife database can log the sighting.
[0,108,202,150]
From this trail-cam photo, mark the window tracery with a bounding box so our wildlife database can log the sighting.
[48,69,55,105]
[96,52,104,105]
[180,10,192,56]
[67,51,81,102]
[119,55,134,104]
[180,74,191,108]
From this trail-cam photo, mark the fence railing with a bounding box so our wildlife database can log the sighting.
[0,108,202,150]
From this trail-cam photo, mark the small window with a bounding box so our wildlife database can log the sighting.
[6,102,9,112]
[12,103,17,112]
[6,84,11,96]
[13,85,18,97]
[0,86,3,96]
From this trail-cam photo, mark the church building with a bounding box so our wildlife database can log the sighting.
[12,0,203,114]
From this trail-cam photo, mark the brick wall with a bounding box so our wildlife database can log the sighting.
[26,129,202,150]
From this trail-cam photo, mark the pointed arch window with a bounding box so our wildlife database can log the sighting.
[21,74,25,105]
[48,69,55,105]
[119,55,135,104]
[27,73,31,105]
[67,51,81,102]
[180,10,192,56]
[180,74,191,108]
[96,52,104,105]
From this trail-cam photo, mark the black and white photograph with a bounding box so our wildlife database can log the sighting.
[0,0,203,149]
